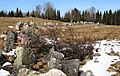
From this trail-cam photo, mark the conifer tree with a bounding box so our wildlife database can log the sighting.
[11,11,14,17]
[56,10,61,20]
[19,10,23,17]
[116,10,120,25]
[108,9,112,25]
[15,7,19,17]
[26,11,29,17]
[64,11,70,22]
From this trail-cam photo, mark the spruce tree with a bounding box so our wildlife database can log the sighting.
[31,10,36,17]
[103,11,109,24]
[8,11,11,17]
[103,11,106,24]
[19,10,23,17]
[11,11,14,17]
[15,7,19,17]
[71,8,81,22]
[56,10,61,20]
[116,10,120,25]
[96,10,100,23]
[108,9,112,25]
[41,13,45,19]
[26,11,29,17]
[99,12,102,23]
[64,11,70,22]
[81,11,85,22]
[0,10,5,17]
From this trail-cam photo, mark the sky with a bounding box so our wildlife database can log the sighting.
[0,0,119,16]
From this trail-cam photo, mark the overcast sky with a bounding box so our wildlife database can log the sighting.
[0,0,119,16]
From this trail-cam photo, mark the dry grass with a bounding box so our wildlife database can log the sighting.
[0,17,63,26]
[0,17,120,48]
[46,24,120,43]
[0,17,63,33]
[0,17,63,48]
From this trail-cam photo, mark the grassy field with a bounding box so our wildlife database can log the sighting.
[0,17,63,47]
[0,17,63,32]
[44,24,120,44]
[0,17,120,47]
[58,25,120,40]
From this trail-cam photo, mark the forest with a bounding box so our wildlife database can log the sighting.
[0,2,120,25]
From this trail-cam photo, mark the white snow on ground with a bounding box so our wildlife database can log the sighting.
[0,69,10,76]
[0,34,6,38]
[81,40,120,76]
[2,62,11,67]
[8,26,13,29]
[45,38,56,44]
[2,49,16,56]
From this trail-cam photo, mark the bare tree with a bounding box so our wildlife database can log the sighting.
[87,7,96,22]
[35,4,41,18]
[44,2,56,20]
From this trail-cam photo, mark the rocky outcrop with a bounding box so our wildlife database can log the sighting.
[80,70,94,76]
[12,47,35,76]
[111,73,120,76]
[14,47,35,68]
[44,46,80,76]
[2,62,13,74]
[4,30,16,51]
[18,68,67,76]
[111,61,120,69]
[107,51,119,56]
[0,54,8,68]
[60,59,80,76]
[16,21,38,41]
[108,61,120,76]
[0,21,95,76]
[46,46,64,69]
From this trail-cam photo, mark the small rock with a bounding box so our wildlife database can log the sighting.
[80,70,94,76]
[32,64,40,71]
[2,65,13,74]
[37,62,44,68]
[107,67,116,72]
[60,59,80,76]
[14,47,35,68]
[111,61,120,69]
[18,68,67,76]
[111,73,120,76]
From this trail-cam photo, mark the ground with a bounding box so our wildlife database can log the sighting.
[0,17,63,48]
[0,17,120,47]
[0,17,120,76]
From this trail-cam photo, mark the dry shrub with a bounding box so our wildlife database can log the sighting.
[45,27,94,61]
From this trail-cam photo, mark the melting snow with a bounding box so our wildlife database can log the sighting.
[0,69,10,76]
[2,62,11,67]
[2,49,16,56]
[8,26,13,29]
[45,38,56,44]
[81,40,120,76]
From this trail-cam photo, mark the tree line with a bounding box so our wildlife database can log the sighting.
[0,2,120,25]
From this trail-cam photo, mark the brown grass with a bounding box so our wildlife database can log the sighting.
[0,17,63,26]
[0,17,63,48]
[0,17,120,48]
[44,24,120,45]
[0,17,63,33]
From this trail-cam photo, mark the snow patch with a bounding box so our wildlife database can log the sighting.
[45,38,56,44]
[80,40,120,76]
[8,26,13,29]
[0,69,10,76]
[2,62,11,67]
[2,49,16,56]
